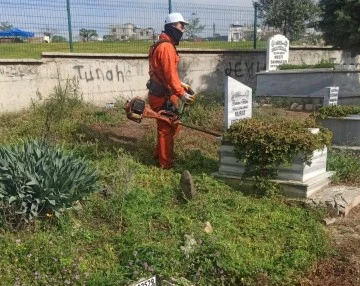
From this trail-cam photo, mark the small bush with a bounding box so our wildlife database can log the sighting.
[31,77,86,139]
[278,59,335,70]
[0,139,98,227]
[327,150,360,184]
[181,94,224,133]
[312,105,360,119]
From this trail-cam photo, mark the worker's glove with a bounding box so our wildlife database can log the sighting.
[181,92,195,105]
[181,82,195,95]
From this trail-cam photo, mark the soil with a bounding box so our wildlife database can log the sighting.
[299,205,360,286]
[93,114,360,286]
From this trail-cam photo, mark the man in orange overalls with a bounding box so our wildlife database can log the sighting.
[147,12,195,169]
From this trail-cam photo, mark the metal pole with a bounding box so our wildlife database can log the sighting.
[253,1,258,50]
[66,0,73,52]
[168,0,172,13]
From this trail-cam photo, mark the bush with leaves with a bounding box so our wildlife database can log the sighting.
[0,139,98,227]
[312,105,360,120]
[225,118,332,179]
[278,59,335,70]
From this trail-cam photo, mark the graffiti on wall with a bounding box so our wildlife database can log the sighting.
[224,60,266,80]
[73,64,144,83]
[0,65,38,78]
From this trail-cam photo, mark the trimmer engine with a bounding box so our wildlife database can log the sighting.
[123,97,222,137]
[124,97,147,123]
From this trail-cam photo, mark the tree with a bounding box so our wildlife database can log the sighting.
[319,0,360,55]
[79,28,98,42]
[51,35,67,43]
[0,22,12,31]
[258,0,318,41]
[185,17,205,40]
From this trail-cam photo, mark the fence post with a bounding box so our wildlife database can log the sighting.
[66,0,74,52]
[253,1,258,50]
[168,0,172,13]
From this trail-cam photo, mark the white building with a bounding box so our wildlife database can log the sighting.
[228,23,246,42]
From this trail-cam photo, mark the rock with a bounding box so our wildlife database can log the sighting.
[323,217,337,225]
[204,221,213,233]
[290,103,299,110]
[305,104,314,111]
[295,104,304,111]
[179,170,196,201]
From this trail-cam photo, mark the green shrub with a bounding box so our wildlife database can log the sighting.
[327,150,360,184]
[180,94,224,133]
[30,77,85,139]
[278,59,335,70]
[225,118,332,178]
[312,105,360,119]
[0,139,98,227]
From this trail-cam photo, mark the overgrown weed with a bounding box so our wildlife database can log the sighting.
[328,149,360,184]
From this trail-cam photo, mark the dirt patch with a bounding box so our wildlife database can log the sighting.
[300,205,360,285]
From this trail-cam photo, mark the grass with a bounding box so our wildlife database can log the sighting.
[327,149,360,185]
[0,40,267,59]
[1,84,355,285]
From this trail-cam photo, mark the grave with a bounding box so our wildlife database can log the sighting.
[324,87,339,106]
[266,34,289,71]
[316,86,360,148]
[213,77,333,198]
[224,76,252,129]
[257,34,360,105]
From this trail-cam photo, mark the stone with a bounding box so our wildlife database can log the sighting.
[295,105,304,111]
[304,104,314,111]
[324,87,339,106]
[323,217,337,225]
[225,76,252,129]
[266,34,290,71]
[204,221,213,233]
[180,170,196,201]
[290,103,299,110]
[307,185,360,217]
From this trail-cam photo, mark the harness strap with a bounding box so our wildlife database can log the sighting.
[148,39,177,93]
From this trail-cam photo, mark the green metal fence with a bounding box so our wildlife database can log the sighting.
[0,0,261,59]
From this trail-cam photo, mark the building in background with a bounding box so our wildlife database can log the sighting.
[108,23,154,41]
[228,23,246,42]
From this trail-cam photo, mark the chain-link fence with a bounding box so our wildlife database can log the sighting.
[0,0,263,58]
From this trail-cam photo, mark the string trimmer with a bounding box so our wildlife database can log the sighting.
[123,97,222,137]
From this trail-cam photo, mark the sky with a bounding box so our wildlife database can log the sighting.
[143,0,254,5]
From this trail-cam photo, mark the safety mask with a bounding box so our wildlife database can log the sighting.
[164,24,183,45]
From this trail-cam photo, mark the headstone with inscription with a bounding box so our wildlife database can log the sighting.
[225,76,252,129]
[324,87,339,106]
[266,34,289,71]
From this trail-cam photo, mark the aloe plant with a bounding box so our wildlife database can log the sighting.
[0,139,98,224]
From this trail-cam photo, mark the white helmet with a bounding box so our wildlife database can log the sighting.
[165,13,188,25]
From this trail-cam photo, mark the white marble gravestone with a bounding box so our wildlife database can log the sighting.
[224,76,252,129]
[324,87,339,106]
[266,34,289,71]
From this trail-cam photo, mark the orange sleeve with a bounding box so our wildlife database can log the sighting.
[154,42,185,98]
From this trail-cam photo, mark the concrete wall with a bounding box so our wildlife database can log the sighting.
[256,69,360,105]
[0,47,359,112]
